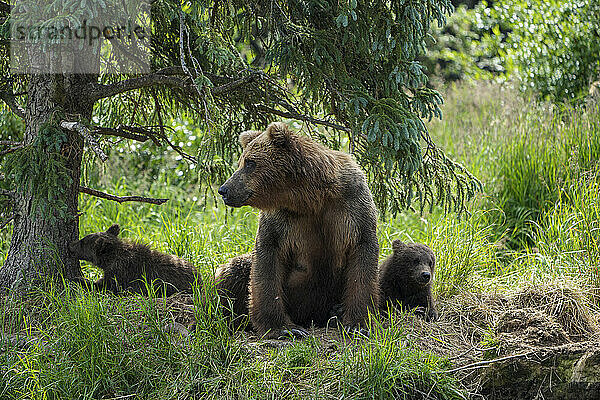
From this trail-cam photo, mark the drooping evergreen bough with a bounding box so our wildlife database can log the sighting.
[0,0,480,289]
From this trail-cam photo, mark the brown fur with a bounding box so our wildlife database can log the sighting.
[214,253,252,329]
[218,122,379,338]
[379,239,438,321]
[68,224,199,296]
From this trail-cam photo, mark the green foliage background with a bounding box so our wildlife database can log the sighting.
[424,0,600,102]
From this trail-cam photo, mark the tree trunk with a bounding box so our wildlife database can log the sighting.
[0,73,94,290]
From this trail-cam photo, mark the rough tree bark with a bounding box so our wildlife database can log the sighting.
[0,73,94,290]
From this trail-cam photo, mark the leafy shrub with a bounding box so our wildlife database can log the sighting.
[497,0,600,102]
[425,0,600,102]
[421,3,508,83]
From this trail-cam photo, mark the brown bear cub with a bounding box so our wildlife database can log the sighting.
[379,239,438,321]
[218,122,380,339]
[69,224,199,296]
[214,253,252,330]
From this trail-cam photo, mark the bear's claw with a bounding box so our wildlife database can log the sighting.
[277,328,309,340]
[343,325,370,338]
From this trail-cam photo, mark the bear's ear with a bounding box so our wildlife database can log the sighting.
[239,130,262,149]
[392,239,405,251]
[106,224,120,237]
[266,122,292,148]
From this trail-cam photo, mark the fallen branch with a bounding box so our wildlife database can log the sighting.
[60,121,108,162]
[435,351,537,374]
[79,186,168,205]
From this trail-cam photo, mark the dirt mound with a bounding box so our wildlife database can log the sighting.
[508,284,598,339]
[395,282,600,399]
[496,308,570,353]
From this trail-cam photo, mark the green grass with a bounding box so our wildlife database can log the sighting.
[2,81,600,399]
[1,283,461,399]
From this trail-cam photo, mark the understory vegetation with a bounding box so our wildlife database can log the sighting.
[1,82,599,399]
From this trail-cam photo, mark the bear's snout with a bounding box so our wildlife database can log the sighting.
[219,172,253,207]
[218,185,228,197]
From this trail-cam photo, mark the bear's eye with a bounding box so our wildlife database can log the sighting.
[244,159,256,172]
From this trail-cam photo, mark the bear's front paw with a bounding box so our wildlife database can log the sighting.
[341,323,370,338]
[328,303,344,319]
[262,326,309,340]
[413,306,427,318]
[426,308,439,322]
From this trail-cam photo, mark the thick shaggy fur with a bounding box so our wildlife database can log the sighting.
[215,253,252,329]
[218,122,379,338]
[69,224,198,296]
[379,239,438,321]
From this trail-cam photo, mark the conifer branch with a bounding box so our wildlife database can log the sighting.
[212,75,259,96]
[0,91,25,119]
[105,124,197,163]
[179,10,202,97]
[89,74,193,102]
[152,91,167,139]
[0,144,24,157]
[60,121,108,162]
[257,105,352,133]
[0,141,23,146]
[88,68,264,104]
[0,215,13,231]
[79,186,168,205]
[116,125,161,145]
[93,127,150,142]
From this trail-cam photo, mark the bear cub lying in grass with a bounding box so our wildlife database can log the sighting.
[69,224,199,296]
[379,239,438,321]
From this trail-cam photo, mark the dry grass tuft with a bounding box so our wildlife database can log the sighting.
[508,284,599,339]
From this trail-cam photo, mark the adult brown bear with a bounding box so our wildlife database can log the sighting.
[218,122,379,339]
